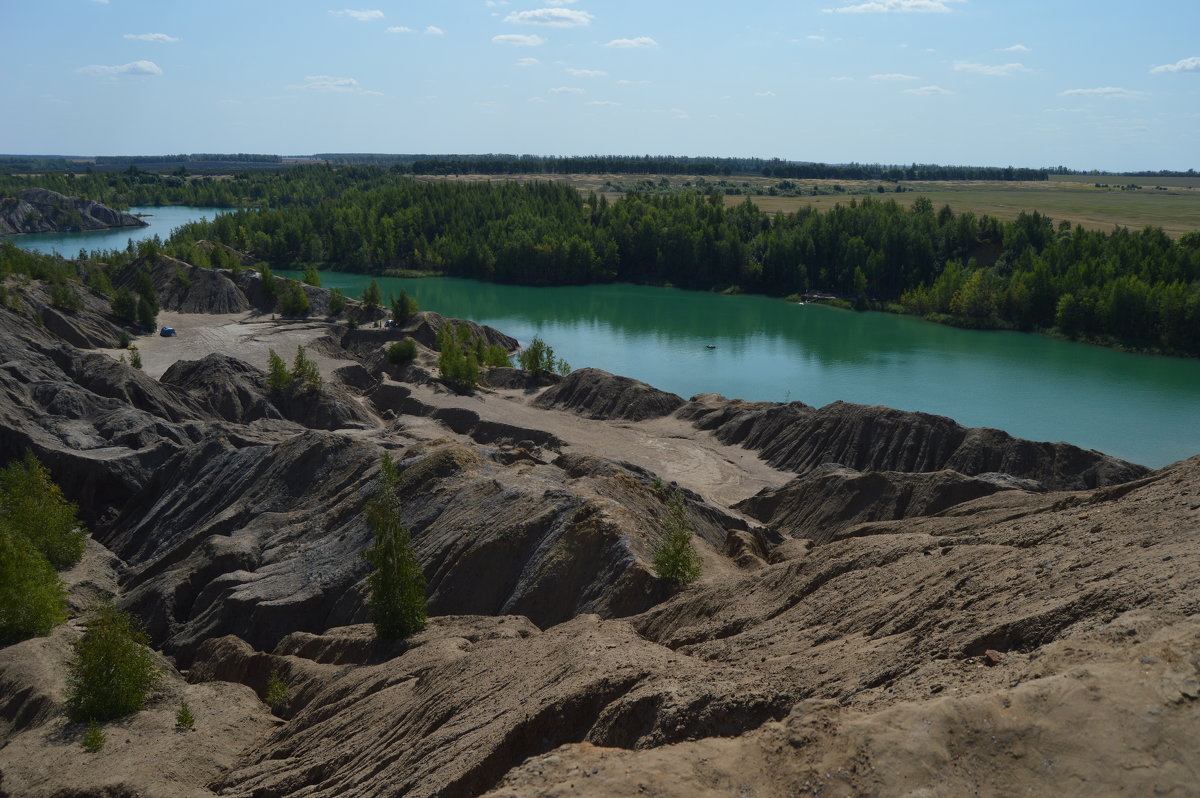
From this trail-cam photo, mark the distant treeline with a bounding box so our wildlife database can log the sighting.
[407,155,1048,181]
[94,154,282,164]
[151,167,1199,355]
[0,154,285,176]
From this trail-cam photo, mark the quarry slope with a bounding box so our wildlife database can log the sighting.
[0,262,1194,798]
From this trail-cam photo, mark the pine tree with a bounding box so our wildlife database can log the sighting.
[266,349,291,391]
[363,453,427,640]
[652,489,702,586]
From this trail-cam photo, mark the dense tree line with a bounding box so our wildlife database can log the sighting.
[408,155,1048,181]
[162,171,1200,354]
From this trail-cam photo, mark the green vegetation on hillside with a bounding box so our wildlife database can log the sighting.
[364,453,427,640]
[66,602,161,721]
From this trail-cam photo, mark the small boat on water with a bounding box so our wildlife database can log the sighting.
[705,344,717,349]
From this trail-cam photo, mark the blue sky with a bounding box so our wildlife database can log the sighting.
[1,0,1196,170]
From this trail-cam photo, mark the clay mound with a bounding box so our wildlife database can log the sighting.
[406,310,519,351]
[535,368,686,422]
[194,238,258,266]
[487,614,1200,798]
[193,614,800,798]
[161,352,285,424]
[3,280,130,349]
[116,254,250,314]
[0,188,146,235]
[735,464,1026,544]
[681,394,1147,491]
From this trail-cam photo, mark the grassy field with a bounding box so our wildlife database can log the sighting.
[422,172,1200,238]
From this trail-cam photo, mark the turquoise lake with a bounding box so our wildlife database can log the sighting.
[10,208,1198,468]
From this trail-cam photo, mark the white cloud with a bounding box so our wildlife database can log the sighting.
[123,32,179,43]
[484,0,509,5]
[604,36,658,48]
[754,90,776,96]
[78,60,162,76]
[546,0,576,3]
[516,57,541,67]
[998,43,1029,52]
[505,8,593,27]
[567,68,606,77]
[549,86,584,93]
[1150,56,1200,74]
[425,26,444,35]
[831,76,855,81]
[528,96,544,102]
[329,9,384,21]
[825,0,965,12]
[954,61,1030,76]
[1059,86,1145,99]
[903,84,953,95]
[870,72,919,80]
[806,34,826,41]
[493,33,546,46]
[617,79,649,85]
[294,75,383,95]
[387,26,413,33]
[586,100,620,106]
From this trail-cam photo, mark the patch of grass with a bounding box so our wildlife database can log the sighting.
[265,670,288,712]
[81,719,105,752]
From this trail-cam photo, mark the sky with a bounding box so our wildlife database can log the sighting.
[1,0,1197,170]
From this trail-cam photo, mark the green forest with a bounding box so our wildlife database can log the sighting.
[2,165,1199,355]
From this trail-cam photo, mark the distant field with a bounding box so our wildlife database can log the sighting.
[423,173,1200,238]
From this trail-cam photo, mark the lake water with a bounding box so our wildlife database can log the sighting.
[293,272,1200,469]
[9,206,228,256]
[9,209,1197,468]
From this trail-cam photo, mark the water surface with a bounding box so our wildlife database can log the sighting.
[9,206,228,256]
[295,272,1200,469]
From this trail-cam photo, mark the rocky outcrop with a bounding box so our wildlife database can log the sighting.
[0,188,147,235]
[680,394,1147,491]
[403,310,519,352]
[116,254,251,314]
[735,464,1031,544]
[535,368,686,421]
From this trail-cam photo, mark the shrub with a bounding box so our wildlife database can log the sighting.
[66,602,161,722]
[361,279,382,308]
[111,288,138,324]
[0,521,67,645]
[291,345,322,392]
[265,670,288,712]
[128,345,143,370]
[266,348,291,391]
[480,343,511,368]
[301,265,322,287]
[50,280,83,312]
[277,281,311,317]
[387,338,417,364]
[364,453,427,640]
[0,450,86,568]
[328,287,347,315]
[81,719,105,752]
[390,290,419,325]
[651,490,702,587]
[436,324,479,391]
[517,336,571,376]
[176,699,196,730]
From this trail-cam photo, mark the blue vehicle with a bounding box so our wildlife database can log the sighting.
[160,326,177,337]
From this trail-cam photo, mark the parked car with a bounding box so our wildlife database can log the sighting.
[160,327,177,337]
